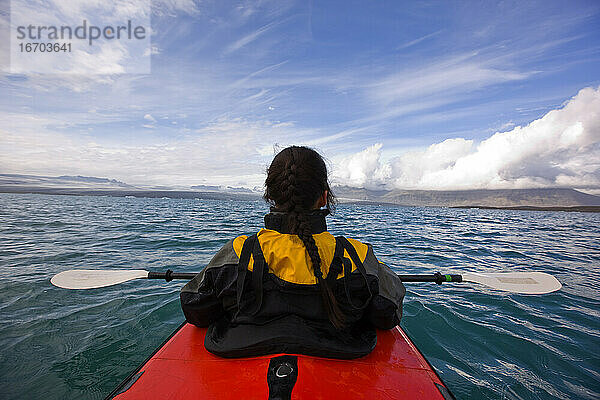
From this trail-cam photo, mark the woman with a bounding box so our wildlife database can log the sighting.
[180,146,405,359]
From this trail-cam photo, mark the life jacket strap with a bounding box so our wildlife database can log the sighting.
[326,238,344,285]
[236,234,258,318]
[249,235,267,315]
[336,236,373,311]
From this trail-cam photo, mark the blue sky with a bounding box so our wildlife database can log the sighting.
[1,0,599,190]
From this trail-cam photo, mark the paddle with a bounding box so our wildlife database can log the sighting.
[50,269,562,294]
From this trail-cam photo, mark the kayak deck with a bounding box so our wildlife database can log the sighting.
[108,323,453,399]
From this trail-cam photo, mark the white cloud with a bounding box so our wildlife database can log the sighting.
[390,138,474,188]
[0,117,296,187]
[143,45,161,56]
[334,86,600,190]
[332,144,391,188]
[143,113,156,122]
[498,121,515,131]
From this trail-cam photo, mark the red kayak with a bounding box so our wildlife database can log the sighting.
[107,323,454,399]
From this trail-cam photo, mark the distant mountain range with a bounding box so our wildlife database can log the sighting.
[1,174,600,210]
[332,186,600,208]
[191,184,257,193]
[0,174,261,201]
[0,174,135,188]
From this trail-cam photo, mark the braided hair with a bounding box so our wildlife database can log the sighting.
[264,146,344,329]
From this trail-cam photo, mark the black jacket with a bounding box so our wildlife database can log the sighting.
[180,211,405,359]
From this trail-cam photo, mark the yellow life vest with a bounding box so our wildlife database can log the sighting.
[232,228,370,285]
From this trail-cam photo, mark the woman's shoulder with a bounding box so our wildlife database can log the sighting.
[205,238,239,267]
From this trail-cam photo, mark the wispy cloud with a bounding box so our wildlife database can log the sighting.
[396,30,443,50]
[224,20,284,55]
[305,126,374,147]
[369,55,532,106]
[230,60,289,88]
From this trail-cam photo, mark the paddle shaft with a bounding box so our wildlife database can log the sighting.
[398,273,462,284]
[148,270,197,281]
[147,270,463,284]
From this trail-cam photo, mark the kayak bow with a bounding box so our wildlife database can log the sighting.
[106,323,454,400]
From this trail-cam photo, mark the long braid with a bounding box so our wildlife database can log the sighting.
[264,146,345,330]
[283,149,300,233]
[296,212,345,329]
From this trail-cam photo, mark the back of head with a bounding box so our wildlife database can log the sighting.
[264,145,334,217]
[264,146,344,329]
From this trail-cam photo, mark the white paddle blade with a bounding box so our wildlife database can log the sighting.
[51,269,149,289]
[461,272,562,294]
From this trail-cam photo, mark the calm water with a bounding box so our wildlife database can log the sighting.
[0,193,599,399]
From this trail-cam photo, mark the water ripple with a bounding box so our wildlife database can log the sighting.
[0,193,598,399]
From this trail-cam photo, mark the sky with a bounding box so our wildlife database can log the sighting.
[0,0,599,191]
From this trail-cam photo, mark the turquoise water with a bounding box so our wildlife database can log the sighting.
[0,192,598,399]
